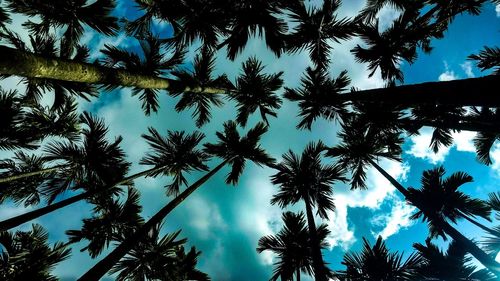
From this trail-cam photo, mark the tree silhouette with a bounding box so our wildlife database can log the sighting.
[337,236,421,281]
[257,211,331,281]
[271,141,345,281]
[0,224,71,280]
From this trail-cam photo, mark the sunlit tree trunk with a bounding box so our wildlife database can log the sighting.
[0,165,64,184]
[0,46,226,94]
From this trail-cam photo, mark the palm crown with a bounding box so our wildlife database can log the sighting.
[140,128,210,196]
[204,121,275,184]
[407,166,492,239]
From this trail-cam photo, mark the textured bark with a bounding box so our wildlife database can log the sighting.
[0,46,227,93]
[78,160,228,281]
[343,75,500,107]
[0,166,166,231]
[304,198,327,281]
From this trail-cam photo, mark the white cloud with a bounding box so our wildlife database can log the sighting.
[186,196,227,239]
[439,70,458,81]
[371,196,415,239]
[489,143,500,178]
[407,128,476,164]
[461,61,475,78]
[496,4,500,17]
[325,159,410,249]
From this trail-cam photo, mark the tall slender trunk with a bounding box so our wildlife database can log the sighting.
[341,75,500,107]
[303,197,327,281]
[0,165,64,184]
[0,46,227,94]
[78,160,228,281]
[399,118,500,135]
[296,268,301,281]
[0,166,166,231]
[367,158,500,276]
[458,210,500,237]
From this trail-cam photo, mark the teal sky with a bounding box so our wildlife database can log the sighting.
[1,1,500,280]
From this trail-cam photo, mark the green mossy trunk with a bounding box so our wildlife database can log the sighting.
[0,46,226,93]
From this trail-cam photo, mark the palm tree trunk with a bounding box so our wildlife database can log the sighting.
[77,160,228,281]
[399,118,500,135]
[367,158,500,275]
[296,268,301,281]
[342,75,500,107]
[0,166,166,231]
[458,210,500,237]
[0,46,226,94]
[0,165,64,184]
[303,197,327,281]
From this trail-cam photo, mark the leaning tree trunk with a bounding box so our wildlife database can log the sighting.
[78,160,228,281]
[342,75,500,108]
[303,198,328,281]
[296,268,301,281]
[0,164,64,184]
[0,46,226,94]
[0,166,167,231]
[458,210,500,237]
[2,46,500,107]
[398,118,500,135]
[367,158,500,276]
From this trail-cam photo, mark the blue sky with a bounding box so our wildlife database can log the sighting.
[1,1,500,280]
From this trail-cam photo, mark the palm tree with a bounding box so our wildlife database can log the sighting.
[0,224,71,280]
[483,192,500,256]
[6,0,118,49]
[286,0,357,70]
[284,67,350,130]
[0,112,131,231]
[0,127,208,231]
[220,0,289,60]
[0,151,56,207]
[327,125,500,274]
[257,211,331,281]
[270,141,346,281]
[230,57,283,127]
[414,239,497,280]
[407,166,495,239]
[78,121,274,280]
[336,236,422,281]
[110,225,210,281]
[469,46,500,75]
[0,89,80,152]
[170,49,233,127]
[101,33,185,115]
[66,187,144,258]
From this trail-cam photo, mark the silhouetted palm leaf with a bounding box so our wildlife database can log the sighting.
[414,239,496,280]
[407,166,491,239]
[469,46,500,75]
[7,0,118,49]
[327,125,402,189]
[66,187,144,258]
[140,128,209,196]
[43,112,130,203]
[337,236,421,281]
[222,0,288,60]
[230,57,283,127]
[286,0,357,70]
[0,224,71,280]
[204,121,275,184]
[170,50,233,127]
[284,67,350,130]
